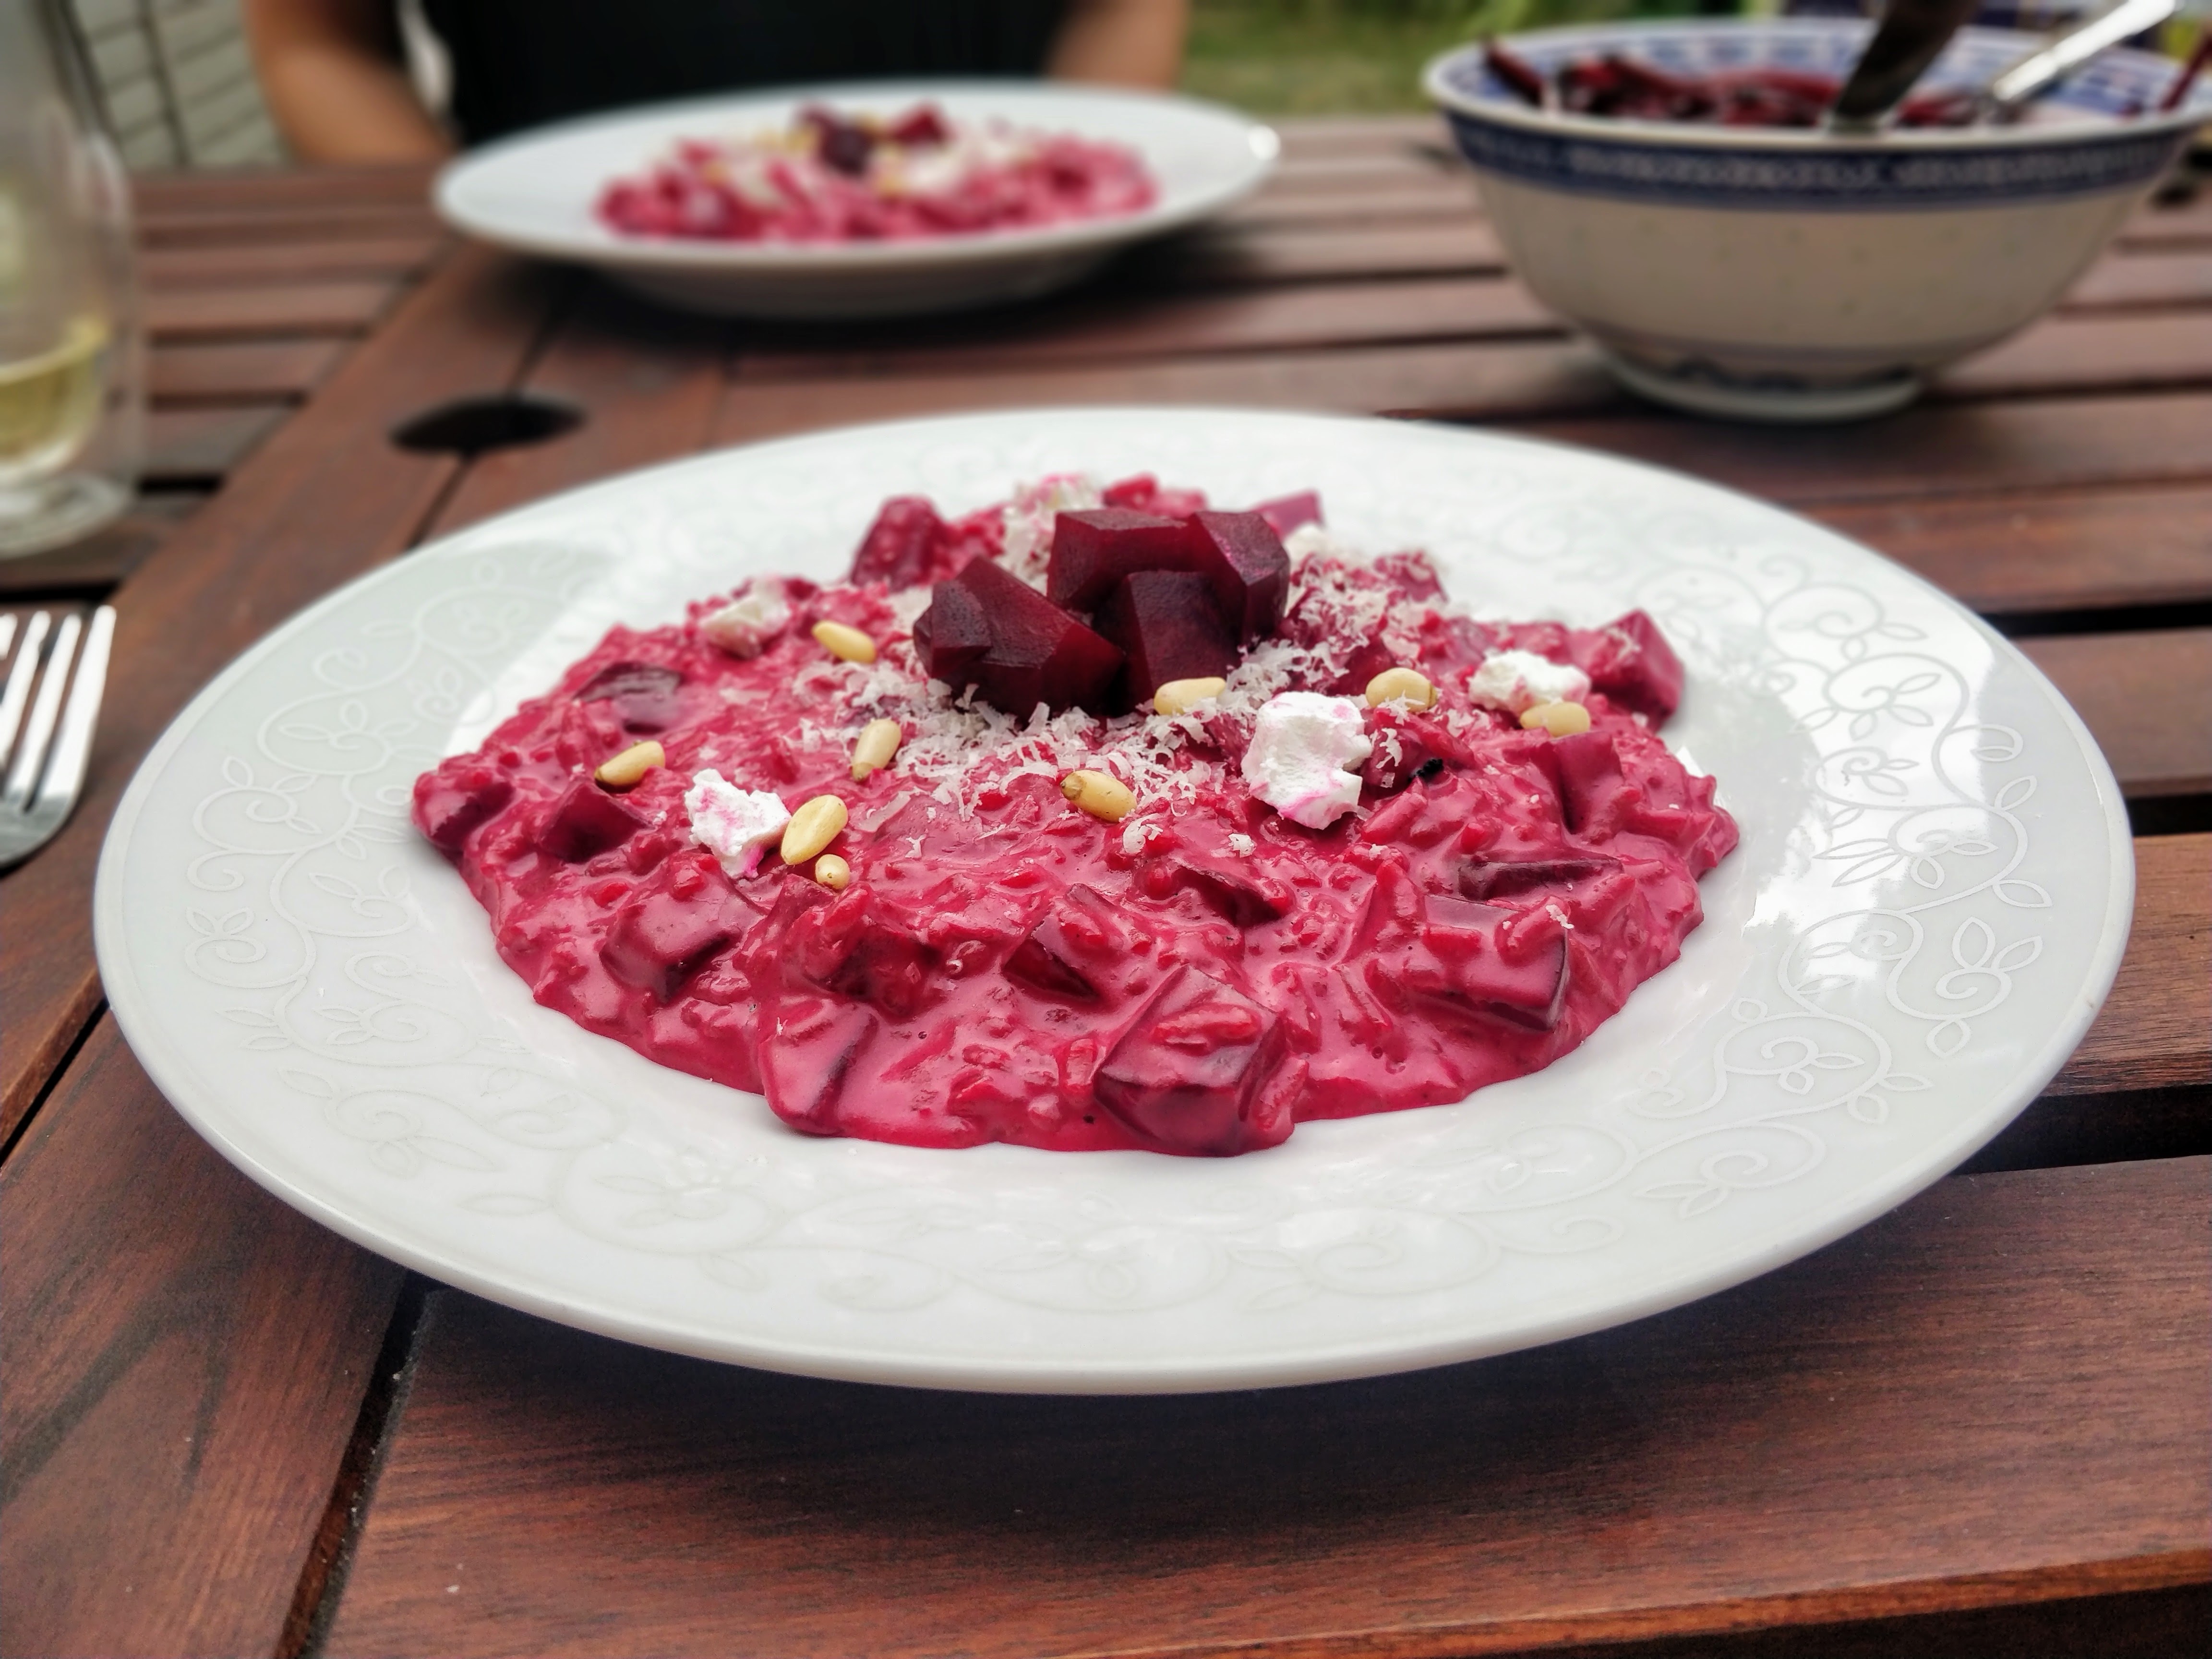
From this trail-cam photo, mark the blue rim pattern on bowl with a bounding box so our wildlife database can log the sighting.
[1427,22,2212,213]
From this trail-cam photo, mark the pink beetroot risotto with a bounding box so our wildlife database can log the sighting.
[415,476,1736,1156]
[596,103,1156,242]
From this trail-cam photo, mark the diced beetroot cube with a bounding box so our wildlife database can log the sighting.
[757,995,876,1132]
[1180,511,1290,643]
[1093,571,1235,712]
[1093,966,1289,1155]
[800,106,876,175]
[1459,854,1620,902]
[1574,610,1684,721]
[887,104,950,147]
[576,661,685,732]
[1168,857,1292,926]
[1552,732,1627,839]
[952,558,1122,715]
[1004,885,1130,1001]
[601,883,736,1001]
[538,777,647,862]
[1402,895,1570,1031]
[1045,509,1191,613]
[793,889,939,1018]
[1250,491,1322,539]
[1102,474,1206,517]
[912,574,992,689]
[848,495,947,588]
[413,758,514,855]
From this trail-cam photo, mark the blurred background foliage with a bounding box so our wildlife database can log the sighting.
[1179,0,1750,113]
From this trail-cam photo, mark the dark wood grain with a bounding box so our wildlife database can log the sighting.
[151,337,349,402]
[735,274,1561,380]
[1809,483,2212,615]
[142,234,445,291]
[2064,250,2212,313]
[320,1158,2208,1659]
[146,279,403,342]
[2117,192,2212,251]
[1152,219,1509,286]
[428,282,728,538]
[132,164,437,215]
[136,207,443,252]
[144,403,290,482]
[2020,629,2212,798]
[0,1018,403,1659]
[0,245,560,1142]
[1509,392,2212,506]
[2051,834,2211,1095]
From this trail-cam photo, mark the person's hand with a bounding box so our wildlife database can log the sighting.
[1048,0,1190,90]
[242,0,451,162]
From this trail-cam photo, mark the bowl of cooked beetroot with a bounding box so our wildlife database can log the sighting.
[1426,19,2212,421]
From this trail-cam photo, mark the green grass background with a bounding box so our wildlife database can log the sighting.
[1179,0,1748,115]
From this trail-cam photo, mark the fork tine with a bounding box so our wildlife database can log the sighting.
[34,606,114,812]
[0,611,51,766]
[3,613,81,810]
[0,613,17,660]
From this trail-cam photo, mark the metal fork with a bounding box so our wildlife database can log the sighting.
[0,606,116,871]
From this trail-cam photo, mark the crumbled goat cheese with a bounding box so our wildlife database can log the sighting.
[1227,832,1255,856]
[701,582,790,658]
[1467,649,1591,715]
[684,770,789,878]
[1241,691,1372,829]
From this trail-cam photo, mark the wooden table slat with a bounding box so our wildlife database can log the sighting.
[0,245,563,1139]
[0,1018,402,1659]
[2020,628,2212,799]
[141,232,446,291]
[146,277,405,342]
[1806,482,2212,616]
[320,1158,2209,1659]
[150,336,350,403]
[2047,833,2210,1097]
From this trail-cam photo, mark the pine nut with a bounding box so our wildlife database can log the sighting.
[1152,676,1227,717]
[781,793,849,863]
[1520,699,1592,737]
[1365,666,1437,709]
[1061,769,1135,822]
[811,620,877,664]
[850,718,902,780]
[593,739,664,788]
[814,854,851,890]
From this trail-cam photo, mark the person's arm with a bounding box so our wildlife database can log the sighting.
[242,0,451,162]
[1046,0,1189,90]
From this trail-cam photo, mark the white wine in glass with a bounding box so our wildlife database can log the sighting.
[0,0,141,557]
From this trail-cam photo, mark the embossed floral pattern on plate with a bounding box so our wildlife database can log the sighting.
[95,409,2132,1393]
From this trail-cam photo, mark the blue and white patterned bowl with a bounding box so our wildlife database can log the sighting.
[1427,20,2212,420]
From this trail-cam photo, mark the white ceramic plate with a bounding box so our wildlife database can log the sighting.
[433,82,1277,318]
[96,409,2131,1393]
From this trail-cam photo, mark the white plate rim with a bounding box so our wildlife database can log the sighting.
[433,79,1280,274]
[93,407,2135,1394]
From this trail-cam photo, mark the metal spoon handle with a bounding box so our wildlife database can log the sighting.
[1984,0,2179,116]
[1827,0,1984,133]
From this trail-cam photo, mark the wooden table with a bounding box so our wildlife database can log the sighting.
[3,121,2206,1658]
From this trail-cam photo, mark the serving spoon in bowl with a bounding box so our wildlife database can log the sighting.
[1979,0,2180,121]
[1826,0,1984,134]
[1828,0,2184,133]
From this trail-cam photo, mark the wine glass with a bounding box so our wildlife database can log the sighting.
[0,0,142,558]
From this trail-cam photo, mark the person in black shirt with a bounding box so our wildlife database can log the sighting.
[243,0,1188,160]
